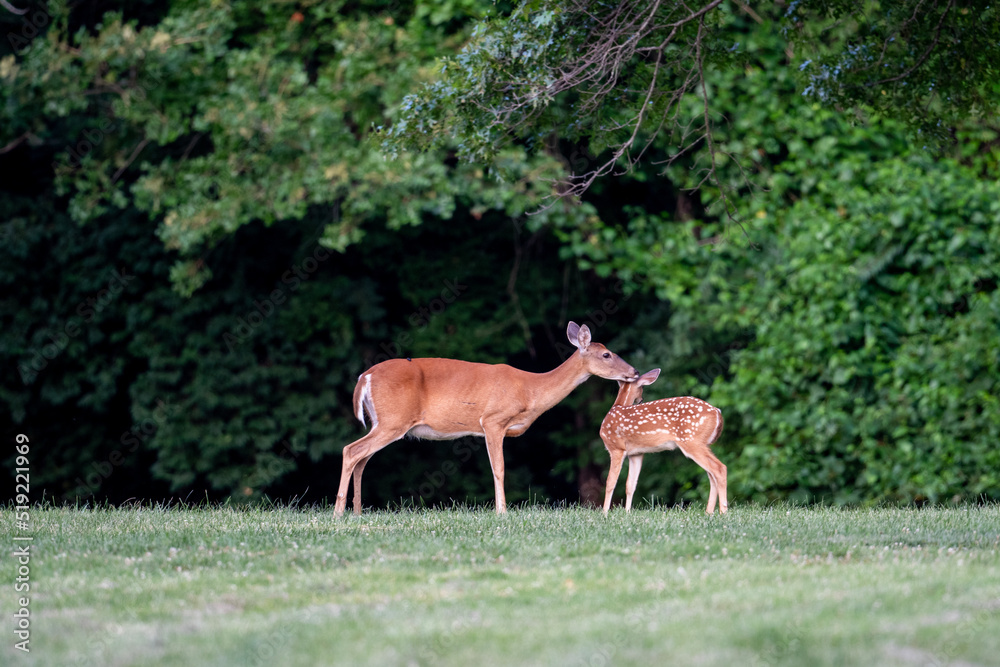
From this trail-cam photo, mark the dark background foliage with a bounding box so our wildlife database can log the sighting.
[3,0,998,509]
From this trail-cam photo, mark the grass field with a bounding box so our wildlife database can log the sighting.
[2,503,999,666]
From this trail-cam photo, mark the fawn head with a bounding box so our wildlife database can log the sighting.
[613,368,661,407]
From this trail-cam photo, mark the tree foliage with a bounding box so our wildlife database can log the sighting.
[2,0,626,505]
[387,0,1000,206]
[547,23,1000,505]
[791,0,1000,141]
[3,0,574,296]
[2,0,998,508]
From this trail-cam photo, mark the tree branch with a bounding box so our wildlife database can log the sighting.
[0,132,32,154]
[0,0,28,16]
[870,0,954,86]
[112,137,151,183]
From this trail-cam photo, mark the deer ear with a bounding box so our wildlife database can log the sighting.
[637,369,660,386]
[567,322,592,350]
[566,321,580,346]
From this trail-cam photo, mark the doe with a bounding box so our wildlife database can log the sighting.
[336,322,638,516]
[599,369,727,515]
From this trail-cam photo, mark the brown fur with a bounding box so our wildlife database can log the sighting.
[335,322,637,516]
[599,369,728,515]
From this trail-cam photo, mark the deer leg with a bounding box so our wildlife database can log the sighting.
[705,454,727,514]
[336,426,407,516]
[625,454,644,512]
[482,426,507,514]
[715,456,728,514]
[351,455,373,516]
[602,448,625,515]
[706,474,719,515]
[681,446,728,515]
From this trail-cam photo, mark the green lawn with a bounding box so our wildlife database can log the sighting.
[2,503,998,666]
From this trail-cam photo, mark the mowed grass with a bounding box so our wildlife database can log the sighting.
[2,503,999,666]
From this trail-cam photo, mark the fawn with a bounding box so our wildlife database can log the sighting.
[599,369,727,514]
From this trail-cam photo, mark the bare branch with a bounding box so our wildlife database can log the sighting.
[484,0,728,203]
[850,0,933,75]
[0,131,32,154]
[693,15,753,244]
[112,137,151,183]
[0,0,28,16]
[870,0,954,86]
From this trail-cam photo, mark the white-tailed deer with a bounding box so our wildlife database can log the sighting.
[336,322,638,516]
[599,369,727,515]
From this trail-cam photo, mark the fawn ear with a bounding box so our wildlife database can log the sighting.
[567,321,591,350]
[637,369,660,386]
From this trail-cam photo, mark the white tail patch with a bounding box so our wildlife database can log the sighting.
[356,373,376,429]
[706,407,723,445]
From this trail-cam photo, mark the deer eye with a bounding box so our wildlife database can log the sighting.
[602,352,611,359]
